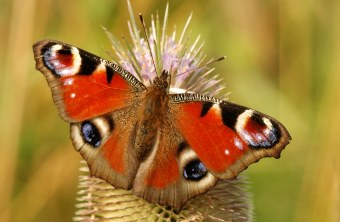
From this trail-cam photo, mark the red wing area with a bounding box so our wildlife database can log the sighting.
[133,144,182,207]
[132,127,186,208]
[101,124,129,174]
[33,40,145,123]
[56,70,134,122]
[173,102,248,174]
[142,145,180,189]
[132,116,219,208]
[98,113,140,189]
[171,98,290,179]
[133,124,181,189]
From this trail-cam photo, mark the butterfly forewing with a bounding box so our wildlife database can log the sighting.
[33,40,146,122]
[169,93,291,179]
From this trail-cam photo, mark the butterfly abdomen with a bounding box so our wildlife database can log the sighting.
[134,88,169,161]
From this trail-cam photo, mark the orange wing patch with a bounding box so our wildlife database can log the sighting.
[102,127,128,174]
[33,40,144,123]
[143,146,180,189]
[59,67,133,122]
[174,102,249,173]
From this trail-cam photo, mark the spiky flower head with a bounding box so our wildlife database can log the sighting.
[74,1,252,221]
[105,1,225,97]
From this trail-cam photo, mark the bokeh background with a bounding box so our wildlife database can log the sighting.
[0,0,339,221]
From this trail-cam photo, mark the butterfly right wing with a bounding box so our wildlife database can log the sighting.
[169,93,291,180]
[131,93,291,209]
[132,122,219,209]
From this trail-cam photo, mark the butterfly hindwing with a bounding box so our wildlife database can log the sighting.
[70,105,141,189]
[33,40,146,122]
[132,120,218,208]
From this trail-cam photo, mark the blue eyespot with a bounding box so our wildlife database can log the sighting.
[81,121,101,147]
[183,159,207,181]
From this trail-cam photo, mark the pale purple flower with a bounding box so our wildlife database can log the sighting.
[105,2,225,97]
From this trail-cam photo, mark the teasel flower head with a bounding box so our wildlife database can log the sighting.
[74,1,253,221]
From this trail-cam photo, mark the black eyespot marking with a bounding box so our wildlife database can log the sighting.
[58,47,72,55]
[221,102,245,129]
[200,102,213,117]
[78,49,100,75]
[183,159,207,181]
[107,118,115,132]
[106,65,115,84]
[177,141,188,156]
[250,113,266,126]
[81,121,101,147]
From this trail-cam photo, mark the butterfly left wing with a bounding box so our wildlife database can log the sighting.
[131,93,290,209]
[33,40,147,190]
[33,40,146,122]
[70,106,142,190]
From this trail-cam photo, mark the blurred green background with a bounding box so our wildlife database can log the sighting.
[0,0,339,221]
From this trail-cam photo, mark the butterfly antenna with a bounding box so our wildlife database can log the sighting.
[176,56,226,78]
[139,13,158,76]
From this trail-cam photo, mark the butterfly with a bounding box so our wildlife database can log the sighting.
[33,39,291,209]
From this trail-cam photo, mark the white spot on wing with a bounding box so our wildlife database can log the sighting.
[263,117,273,130]
[234,137,244,150]
[70,46,81,74]
[224,149,230,155]
[70,93,76,98]
[211,103,222,116]
[96,62,106,72]
[51,44,63,51]
[235,109,256,146]
[235,110,253,131]
[64,78,74,86]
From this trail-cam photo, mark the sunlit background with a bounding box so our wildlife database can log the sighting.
[0,0,339,221]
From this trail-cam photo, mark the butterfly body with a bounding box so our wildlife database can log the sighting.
[33,40,291,209]
[133,72,170,161]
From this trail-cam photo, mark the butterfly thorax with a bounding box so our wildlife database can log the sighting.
[134,71,170,161]
[152,70,169,91]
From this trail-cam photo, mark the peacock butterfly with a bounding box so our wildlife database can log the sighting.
[33,39,291,209]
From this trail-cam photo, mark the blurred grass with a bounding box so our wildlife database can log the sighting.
[0,0,339,221]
